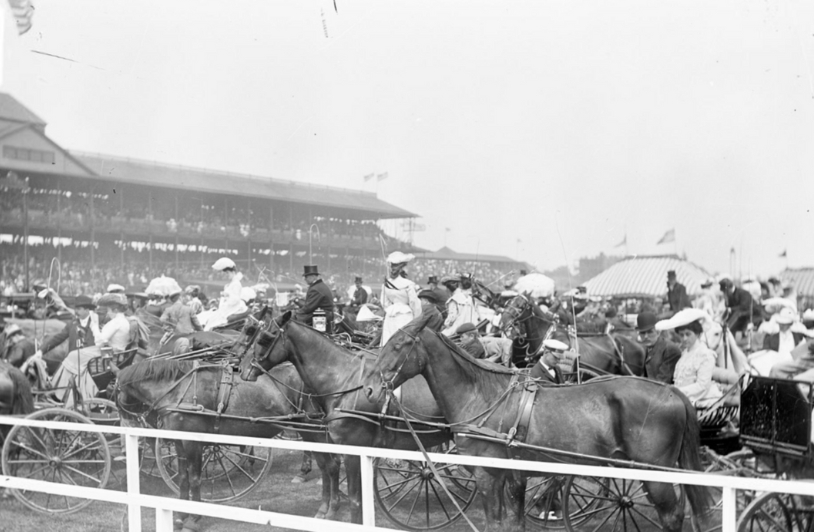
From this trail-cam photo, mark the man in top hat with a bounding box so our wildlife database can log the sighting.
[666,270,691,314]
[1,323,37,368]
[30,295,101,374]
[417,290,445,331]
[349,276,368,311]
[636,311,681,384]
[296,265,334,330]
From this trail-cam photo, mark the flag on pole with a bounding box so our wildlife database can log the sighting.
[363,173,374,182]
[779,249,787,258]
[377,172,388,182]
[656,229,675,245]
[7,0,33,35]
[614,235,627,248]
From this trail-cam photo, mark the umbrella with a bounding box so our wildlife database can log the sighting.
[514,273,555,299]
[145,276,182,296]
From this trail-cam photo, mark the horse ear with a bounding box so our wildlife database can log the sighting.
[280,310,293,325]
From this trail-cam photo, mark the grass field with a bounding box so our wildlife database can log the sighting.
[1,444,717,532]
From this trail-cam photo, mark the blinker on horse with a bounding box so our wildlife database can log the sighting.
[363,312,713,532]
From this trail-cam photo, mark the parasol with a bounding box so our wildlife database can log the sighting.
[513,273,555,299]
[145,276,182,296]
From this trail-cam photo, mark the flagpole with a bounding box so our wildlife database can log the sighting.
[624,225,628,257]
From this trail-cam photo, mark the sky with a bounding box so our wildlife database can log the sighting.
[2,0,813,278]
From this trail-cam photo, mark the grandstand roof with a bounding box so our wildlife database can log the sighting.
[582,255,711,298]
[416,246,519,264]
[0,93,46,127]
[780,268,814,297]
[73,152,415,219]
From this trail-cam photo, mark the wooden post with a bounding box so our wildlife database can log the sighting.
[269,204,274,272]
[174,195,179,271]
[89,185,95,271]
[22,178,29,291]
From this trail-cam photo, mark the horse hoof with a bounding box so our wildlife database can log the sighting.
[324,510,337,520]
[291,473,308,484]
[314,511,326,520]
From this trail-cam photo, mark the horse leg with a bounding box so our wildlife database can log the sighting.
[504,472,527,532]
[474,468,502,532]
[312,452,341,520]
[643,480,683,532]
[344,454,362,524]
[181,443,204,532]
[174,440,190,530]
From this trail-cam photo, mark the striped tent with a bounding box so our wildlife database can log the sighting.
[582,255,711,298]
[780,268,814,310]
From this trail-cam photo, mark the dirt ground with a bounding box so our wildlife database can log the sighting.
[1,446,716,532]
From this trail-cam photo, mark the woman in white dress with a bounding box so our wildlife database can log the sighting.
[380,252,422,346]
[203,257,248,331]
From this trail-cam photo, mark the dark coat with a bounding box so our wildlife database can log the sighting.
[296,279,334,325]
[351,287,368,306]
[763,332,807,352]
[40,317,96,356]
[420,302,445,332]
[2,338,36,368]
[461,338,486,359]
[643,336,681,384]
[725,288,759,331]
[667,282,691,312]
[529,362,563,383]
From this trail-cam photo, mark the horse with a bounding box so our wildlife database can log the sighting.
[363,312,714,532]
[500,294,646,377]
[0,360,35,427]
[116,358,341,531]
[239,310,450,524]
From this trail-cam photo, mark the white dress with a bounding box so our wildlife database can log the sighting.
[381,276,422,346]
[204,273,248,331]
[442,288,479,336]
[673,341,722,408]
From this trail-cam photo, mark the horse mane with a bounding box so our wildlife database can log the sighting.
[0,362,35,415]
[118,358,195,385]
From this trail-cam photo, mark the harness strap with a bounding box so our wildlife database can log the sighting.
[508,382,538,444]
[213,365,235,432]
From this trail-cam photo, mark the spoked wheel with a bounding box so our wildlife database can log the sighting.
[155,438,273,502]
[562,476,685,532]
[373,456,477,531]
[697,447,760,532]
[1,407,111,514]
[526,474,613,530]
[737,492,814,532]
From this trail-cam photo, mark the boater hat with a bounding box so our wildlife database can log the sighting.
[302,265,320,277]
[212,257,236,271]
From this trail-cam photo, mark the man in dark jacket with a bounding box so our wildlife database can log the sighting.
[529,339,568,383]
[637,311,681,384]
[720,278,760,335]
[1,324,37,368]
[417,290,445,331]
[666,270,691,314]
[456,322,486,359]
[348,276,368,312]
[35,295,100,373]
[296,265,334,331]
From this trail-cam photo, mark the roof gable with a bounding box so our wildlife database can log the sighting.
[0,93,46,126]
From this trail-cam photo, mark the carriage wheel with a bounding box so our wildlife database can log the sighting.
[737,492,805,532]
[1,407,111,514]
[155,438,273,502]
[695,448,760,532]
[373,456,477,531]
[561,476,685,532]
[525,475,614,530]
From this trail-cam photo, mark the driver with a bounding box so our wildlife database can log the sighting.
[636,311,680,384]
[529,339,569,383]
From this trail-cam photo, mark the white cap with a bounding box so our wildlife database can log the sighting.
[386,251,415,264]
[212,257,236,271]
[543,339,569,352]
[107,284,126,293]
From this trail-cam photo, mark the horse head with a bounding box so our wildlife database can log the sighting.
[363,312,432,402]
[240,311,292,381]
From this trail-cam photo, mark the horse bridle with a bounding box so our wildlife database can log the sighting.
[379,328,423,393]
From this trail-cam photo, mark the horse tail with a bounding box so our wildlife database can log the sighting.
[675,390,713,518]
[7,364,35,415]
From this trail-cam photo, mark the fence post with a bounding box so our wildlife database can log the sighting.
[125,431,143,532]
[721,486,736,532]
[156,508,174,532]
[360,452,376,526]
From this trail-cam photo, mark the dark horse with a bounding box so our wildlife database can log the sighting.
[239,311,450,524]
[363,313,712,532]
[501,294,646,377]
[116,358,341,531]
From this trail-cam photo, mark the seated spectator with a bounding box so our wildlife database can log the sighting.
[29,295,100,374]
[763,307,807,355]
[160,289,202,335]
[636,311,680,384]
[456,323,485,359]
[417,290,444,332]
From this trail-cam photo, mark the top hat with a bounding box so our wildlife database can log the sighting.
[636,311,659,332]
[73,295,96,309]
[428,275,438,284]
[354,276,363,283]
[302,265,320,277]
[667,270,677,278]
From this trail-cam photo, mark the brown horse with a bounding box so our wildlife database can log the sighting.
[239,311,450,524]
[116,358,340,531]
[363,313,712,532]
[501,294,646,377]
[0,360,35,427]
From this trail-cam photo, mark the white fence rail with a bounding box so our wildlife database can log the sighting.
[2,415,814,532]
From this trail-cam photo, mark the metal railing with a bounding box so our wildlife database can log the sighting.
[2,415,814,532]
